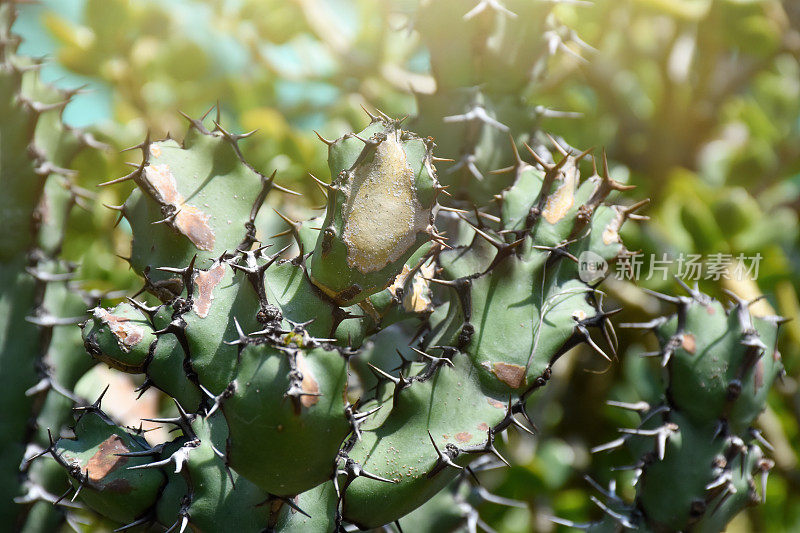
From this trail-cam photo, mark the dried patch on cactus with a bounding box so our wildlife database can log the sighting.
[93,308,144,351]
[341,136,428,273]
[602,206,628,245]
[87,436,130,484]
[193,263,226,318]
[487,398,506,409]
[681,333,696,354]
[491,362,526,389]
[542,163,578,224]
[754,359,764,391]
[174,206,216,251]
[143,163,215,251]
[389,263,435,313]
[387,264,411,295]
[143,164,182,204]
[35,192,51,225]
[297,354,320,408]
[404,263,435,313]
[454,432,473,443]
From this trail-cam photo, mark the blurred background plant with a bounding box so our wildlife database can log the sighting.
[11,0,800,531]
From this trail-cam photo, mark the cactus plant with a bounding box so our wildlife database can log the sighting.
[23,102,645,531]
[555,285,785,531]
[0,2,109,530]
[7,0,793,531]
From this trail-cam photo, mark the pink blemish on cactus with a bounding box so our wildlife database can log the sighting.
[455,432,473,443]
[487,398,505,409]
[193,263,226,318]
[144,164,181,203]
[681,334,696,354]
[491,362,526,389]
[174,206,215,251]
[94,308,144,352]
[297,354,320,408]
[143,164,215,251]
[754,359,764,392]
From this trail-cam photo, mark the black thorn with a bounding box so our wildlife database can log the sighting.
[426,431,463,478]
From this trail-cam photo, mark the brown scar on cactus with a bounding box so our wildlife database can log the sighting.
[491,362,526,389]
[143,163,215,251]
[87,435,131,485]
[93,308,144,351]
[193,263,226,318]
[387,265,412,297]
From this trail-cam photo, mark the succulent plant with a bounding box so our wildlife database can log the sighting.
[555,285,785,532]
[6,1,790,532]
[19,100,646,531]
[411,0,594,204]
[0,2,109,529]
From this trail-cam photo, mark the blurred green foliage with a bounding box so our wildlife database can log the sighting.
[12,0,800,531]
